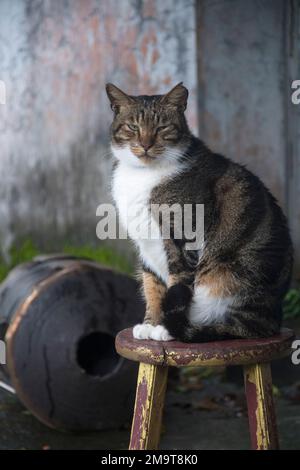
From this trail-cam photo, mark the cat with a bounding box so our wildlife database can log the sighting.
[106,82,293,342]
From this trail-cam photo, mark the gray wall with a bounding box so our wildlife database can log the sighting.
[196,0,300,278]
[0,0,197,258]
[0,0,299,278]
[286,0,300,280]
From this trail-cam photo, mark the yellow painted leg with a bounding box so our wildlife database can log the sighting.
[129,362,168,450]
[244,363,279,450]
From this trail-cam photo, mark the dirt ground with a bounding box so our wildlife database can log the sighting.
[0,317,298,450]
[0,363,299,450]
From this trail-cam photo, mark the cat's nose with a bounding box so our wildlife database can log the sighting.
[141,141,153,151]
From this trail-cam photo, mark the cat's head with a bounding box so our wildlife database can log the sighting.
[106,82,191,167]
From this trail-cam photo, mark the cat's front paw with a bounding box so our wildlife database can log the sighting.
[150,325,174,341]
[132,323,174,341]
[133,323,153,339]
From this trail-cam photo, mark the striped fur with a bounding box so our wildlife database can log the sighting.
[107,83,293,342]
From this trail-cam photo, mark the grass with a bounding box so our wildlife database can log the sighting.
[0,240,300,321]
[63,244,133,274]
[0,240,40,281]
[0,239,133,282]
[283,288,300,320]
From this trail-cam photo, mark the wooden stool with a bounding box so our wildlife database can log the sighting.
[115,327,294,450]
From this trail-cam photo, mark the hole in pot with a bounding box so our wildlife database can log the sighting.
[76,332,120,377]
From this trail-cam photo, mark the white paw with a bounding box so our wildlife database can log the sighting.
[150,325,174,341]
[133,323,153,339]
[132,324,174,341]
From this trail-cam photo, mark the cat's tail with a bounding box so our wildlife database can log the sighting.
[162,283,279,342]
[161,283,195,342]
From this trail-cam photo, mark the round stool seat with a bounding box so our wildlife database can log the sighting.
[115,327,294,367]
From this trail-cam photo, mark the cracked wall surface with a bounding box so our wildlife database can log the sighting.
[196,0,300,276]
[1,0,298,276]
[0,0,197,256]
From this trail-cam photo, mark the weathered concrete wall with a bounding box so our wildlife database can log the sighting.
[196,0,300,277]
[286,0,300,279]
[0,0,197,257]
[1,0,299,277]
[197,0,287,204]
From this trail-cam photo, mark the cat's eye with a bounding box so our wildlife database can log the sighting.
[127,124,138,131]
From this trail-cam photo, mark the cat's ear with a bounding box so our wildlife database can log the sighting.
[106,83,135,113]
[160,82,188,110]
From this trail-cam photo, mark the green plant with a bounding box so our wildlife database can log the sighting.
[0,239,39,281]
[63,244,133,274]
[9,239,40,266]
[0,239,133,282]
[1,239,299,321]
[283,288,300,320]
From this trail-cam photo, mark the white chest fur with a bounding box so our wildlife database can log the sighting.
[111,146,183,284]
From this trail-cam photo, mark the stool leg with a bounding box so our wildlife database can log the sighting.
[243,363,279,450]
[129,362,168,450]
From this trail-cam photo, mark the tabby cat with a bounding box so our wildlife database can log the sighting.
[106,82,293,342]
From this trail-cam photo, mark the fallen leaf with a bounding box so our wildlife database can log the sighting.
[192,397,221,411]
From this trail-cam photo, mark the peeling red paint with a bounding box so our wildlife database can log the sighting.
[117,328,288,450]
[244,365,279,450]
[244,374,259,449]
[116,328,294,368]
[129,376,148,450]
